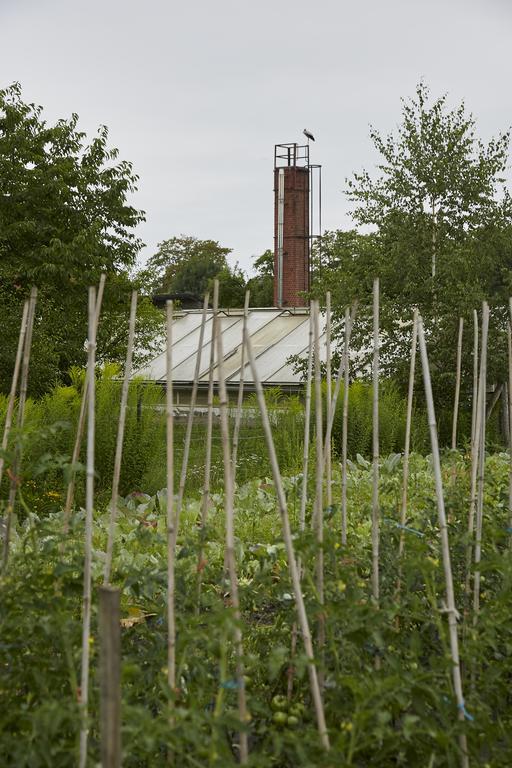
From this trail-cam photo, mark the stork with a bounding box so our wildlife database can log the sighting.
[303,128,315,142]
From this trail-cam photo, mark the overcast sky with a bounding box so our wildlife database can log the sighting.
[2,0,511,275]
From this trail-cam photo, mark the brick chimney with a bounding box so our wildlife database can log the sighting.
[274,145,310,308]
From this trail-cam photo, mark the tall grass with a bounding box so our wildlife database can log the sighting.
[0,369,507,520]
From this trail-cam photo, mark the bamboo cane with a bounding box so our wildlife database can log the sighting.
[288,310,314,701]
[2,287,37,570]
[215,281,249,764]
[99,586,121,768]
[311,301,357,524]
[451,318,464,452]
[417,316,469,768]
[172,294,209,549]
[473,302,489,625]
[312,301,325,692]
[231,290,250,482]
[0,300,29,490]
[165,301,176,698]
[508,321,512,545]
[246,332,330,751]
[325,291,332,511]
[341,307,352,546]
[465,308,485,608]
[396,309,418,600]
[104,290,138,585]
[196,284,219,611]
[471,310,479,452]
[372,278,380,609]
[79,286,99,768]
[322,302,358,469]
[299,311,314,533]
[63,274,106,532]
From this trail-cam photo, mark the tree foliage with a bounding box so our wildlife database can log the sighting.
[313,83,512,404]
[142,237,275,308]
[247,249,274,307]
[0,83,163,395]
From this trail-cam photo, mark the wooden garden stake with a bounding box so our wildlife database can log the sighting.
[231,290,250,482]
[508,321,512,545]
[451,318,464,452]
[2,286,37,570]
[312,301,325,691]
[99,586,121,768]
[471,310,479,452]
[63,274,106,532]
[323,302,358,466]
[196,283,219,611]
[104,290,138,585]
[372,278,380,610]
[172,293,209,548]
[289,309,314,701]
[311,302,357,528]
[341,306,352,546]
[473,302,489,625]
[0,300,29,490]
[214,280,249,764]
[396,309,418,599]
[79,286,99,768]
[325,291,332,511]
[417,316,469,768]
[299,310,314,532]
[165,301,176,698]
[246,332,330,750]
[465,308,486,608]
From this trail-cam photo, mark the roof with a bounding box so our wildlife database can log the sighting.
[133,307,327,388]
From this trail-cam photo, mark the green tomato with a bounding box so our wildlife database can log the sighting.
[287,715,300,728]
[289,703,305,718]
[271,695,288,712]
[272,711,288,727]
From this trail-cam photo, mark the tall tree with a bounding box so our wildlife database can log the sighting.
[0,83,162,394]
[144,236,232,296]
[246,249,274,307]
[142,235,248,308]
[314,83,512,404]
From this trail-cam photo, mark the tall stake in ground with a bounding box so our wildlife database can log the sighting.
[172,294,209,548]
[99,586,121,768]
[246,333,330,751]
[2,286,37,570]
[325,291,332,511]
[451,318,464,452]
[196,284,219,611]
[417,316,469,768]
[341,306,353,546]
[371,278,380,610]
[312,301,325,691]
[165,301,177,700]
[470,310,479,461]
[299,310,314,532]
[79,286,99,768]
[63,274,106,532]
[231,290,250,483]
[508,320,512,545]
[104,289,138,585]
[289,309,314,701]
[465,309,483,607]
[473,302,489,625]
[214,280,249,764]
[396,309,418,600]
[0,300,29,490]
